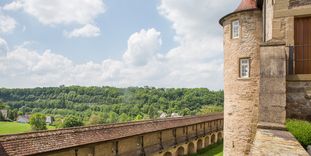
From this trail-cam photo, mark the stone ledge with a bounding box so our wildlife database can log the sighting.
[257,122,286,131]
[250,129,309,156]
[287,74,311,81]
[260,39,286,47]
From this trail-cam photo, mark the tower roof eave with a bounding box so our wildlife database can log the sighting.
[219,0,261,26]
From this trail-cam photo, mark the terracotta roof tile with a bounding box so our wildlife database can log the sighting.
[235,0,258,12]
[0,113,223,156]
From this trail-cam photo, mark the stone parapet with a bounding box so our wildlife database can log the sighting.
[259,44,286,128]
[250,129,309,156]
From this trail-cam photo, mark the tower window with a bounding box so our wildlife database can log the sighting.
[232,20,240,39]
[240,58,250,78]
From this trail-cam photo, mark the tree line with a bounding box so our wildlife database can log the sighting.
[0,86,223,129]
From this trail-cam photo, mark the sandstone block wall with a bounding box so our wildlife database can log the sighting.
[267,0,311,46]
[40,119,223,156]
[259,44,286,126]
[222,10,262,156]
[287,81,311,121]
[289,0,311,8]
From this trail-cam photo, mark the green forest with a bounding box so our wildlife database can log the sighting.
[0,86,223,128]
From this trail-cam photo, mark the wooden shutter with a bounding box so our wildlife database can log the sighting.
[294,17,311,74]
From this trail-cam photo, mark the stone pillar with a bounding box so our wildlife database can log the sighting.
[258,41,286,129]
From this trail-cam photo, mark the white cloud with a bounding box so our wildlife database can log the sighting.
[123,29,162,66]
[3,0,23,11]
[65,24,101,38]
[0,26,223,89]
[3,0,105,38]
[0,15,16,33]
[0,37,8,57]
[19,0,105,25]
[0,0,240,89]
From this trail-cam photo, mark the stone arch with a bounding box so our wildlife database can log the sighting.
[188,142,195,155]
[204,136,210,147]
[211,133,216,144]
[176,146,185,156]
[197,139,203,151]
[163,151,172,156]
[217,132,223,141]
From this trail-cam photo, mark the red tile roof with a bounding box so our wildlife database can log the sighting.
[0,113,223,156]
[219,0,260,25]
[235,0,258,12]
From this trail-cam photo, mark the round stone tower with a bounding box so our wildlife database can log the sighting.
[219,0,262,155]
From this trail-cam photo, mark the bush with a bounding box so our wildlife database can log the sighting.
[62,115,84,128]
[197,105,224,115]
[29,113,47,131]
[286,119,311,148]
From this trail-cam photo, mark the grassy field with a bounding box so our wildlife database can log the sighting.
[0,122,55,135]
[192,141,223,156]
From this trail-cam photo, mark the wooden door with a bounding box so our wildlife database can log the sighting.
[294,17,311,74]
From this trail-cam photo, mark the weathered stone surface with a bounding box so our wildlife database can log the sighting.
[307,145,311,155]
[250,129,309,156]
[287,81,311,121]
[289,0,311,8]
[222,10,262,156]
[259,45,287,126]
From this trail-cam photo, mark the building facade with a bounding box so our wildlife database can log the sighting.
[220,0,311,155]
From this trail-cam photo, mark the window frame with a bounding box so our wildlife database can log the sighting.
[239,58,250,78]
[231,20,240,39]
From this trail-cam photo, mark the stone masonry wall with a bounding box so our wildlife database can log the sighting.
[259,44,286,126]
[223,10,262,156]
[287,81,311,121]
[289,0,311,8]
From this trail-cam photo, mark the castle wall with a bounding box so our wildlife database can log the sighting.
[222,10,262,155]
[271,0,311,121]
[271,0,311,45]
[39,118,223,156]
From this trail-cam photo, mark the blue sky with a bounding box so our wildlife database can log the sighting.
[0,0,239,89]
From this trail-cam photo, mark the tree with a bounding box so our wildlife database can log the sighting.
[29,113,47,131]
[0,111,4,121]
[0,102,5,109]
[197,105,223,115]
[62,115,84,128]
[134,114,143,121]
[119,113,129,122]
[87,114,101,125]
[148,105,157,119]
[107,111,118,123]
[7,109,18,121]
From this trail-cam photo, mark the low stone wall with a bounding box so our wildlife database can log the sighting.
[250,129,309,156]
[286,81,311,121]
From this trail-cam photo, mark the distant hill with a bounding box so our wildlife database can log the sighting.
[0,86,223,124]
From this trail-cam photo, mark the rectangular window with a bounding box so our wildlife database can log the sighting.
[240,58,250,78]
[232,20,240,39]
